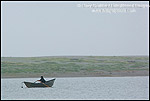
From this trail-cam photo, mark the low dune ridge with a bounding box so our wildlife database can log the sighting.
[1,56,149,78]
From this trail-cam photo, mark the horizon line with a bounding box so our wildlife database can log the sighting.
[1,55,149,58]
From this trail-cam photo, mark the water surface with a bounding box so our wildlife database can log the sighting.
[1,76,149,100]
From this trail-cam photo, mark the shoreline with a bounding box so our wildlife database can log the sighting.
[2,69,149,78]
[1,70,149,78]
[1,75,149,79]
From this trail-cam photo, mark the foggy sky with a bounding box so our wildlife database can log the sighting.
[1,1,149,57]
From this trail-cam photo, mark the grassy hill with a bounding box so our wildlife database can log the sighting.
[1,56,149,78]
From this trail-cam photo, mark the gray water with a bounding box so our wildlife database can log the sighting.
[1,76,149,100]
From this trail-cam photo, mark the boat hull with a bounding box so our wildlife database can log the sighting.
[24,78,55,88]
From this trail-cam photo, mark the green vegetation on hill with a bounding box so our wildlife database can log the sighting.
[1,56,149,77]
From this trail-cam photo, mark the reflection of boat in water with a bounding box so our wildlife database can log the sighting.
[23,78,56,88]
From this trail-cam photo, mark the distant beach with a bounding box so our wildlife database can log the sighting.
[1,70,149,78]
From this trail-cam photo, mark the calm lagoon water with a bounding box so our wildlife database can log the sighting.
[1,76,149,100]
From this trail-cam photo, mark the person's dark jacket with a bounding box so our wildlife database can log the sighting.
[40,76,46,83]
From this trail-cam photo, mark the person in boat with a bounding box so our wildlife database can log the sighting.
[38,76,46,83]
